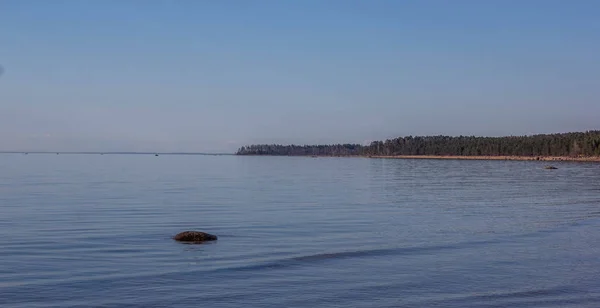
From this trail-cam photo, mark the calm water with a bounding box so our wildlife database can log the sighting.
[1,154,599,307]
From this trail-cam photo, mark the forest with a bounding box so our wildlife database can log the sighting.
[236,131,600,157]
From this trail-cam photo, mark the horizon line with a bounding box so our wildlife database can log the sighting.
[0,151,235,155]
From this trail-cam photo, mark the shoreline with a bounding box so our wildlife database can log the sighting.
[366,155,600,162]
[239,154,600,162]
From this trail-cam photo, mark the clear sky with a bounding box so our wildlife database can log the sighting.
[1,0,599,153]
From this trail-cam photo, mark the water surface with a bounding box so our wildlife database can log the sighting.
[1,154,599,307]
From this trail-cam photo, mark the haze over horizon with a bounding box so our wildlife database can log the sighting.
[1,1,599,153]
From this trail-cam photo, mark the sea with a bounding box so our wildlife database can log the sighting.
[1,154,599,307]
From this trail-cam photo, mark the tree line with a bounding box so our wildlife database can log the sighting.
[236,131,600,157]
[236,143,364,156]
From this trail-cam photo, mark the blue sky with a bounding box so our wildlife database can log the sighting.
[1,0,599,152]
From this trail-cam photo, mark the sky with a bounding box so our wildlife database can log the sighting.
[1,0,599,153]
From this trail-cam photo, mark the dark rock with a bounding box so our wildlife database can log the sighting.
[173,231,217,243]
[544,165,558,170]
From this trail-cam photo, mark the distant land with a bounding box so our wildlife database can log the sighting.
[236,131,600,162]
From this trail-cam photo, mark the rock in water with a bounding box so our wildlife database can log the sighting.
[173,231,218,243]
